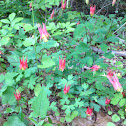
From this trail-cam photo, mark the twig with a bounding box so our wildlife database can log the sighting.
[91,46,126,57]
[96,3,112,15]
[113,22,126,34]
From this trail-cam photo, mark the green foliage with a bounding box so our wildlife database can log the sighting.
[0,0,126,125]
[3,116,26,126]
[31,86,49,119]
[112,114,120,122]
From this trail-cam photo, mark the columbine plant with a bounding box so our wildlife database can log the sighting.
[14,90,21,101]
[61,0,66,10]
[63,84,70,94]
[38,23,50,42]
[86,107,93,116]
[20,56,28,70]
[50,9,55,19]
[59,56,66,72]
[106,72,123,92]
[90,5,96,16]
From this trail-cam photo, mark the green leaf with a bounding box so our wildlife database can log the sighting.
[119,99,125,107]
[44,124,53,126]
[60,117,65,123]
[111,97,120,105]
[23,24,33,32]
[112,114,120,122]
[118,110,124,116]
[97,97,105,106]
[0,19,10,24]
[2,87,16,105]
[65,115,73,122]
[0,37,10,45]
[71,111,78,118]
[9,13,16,22]
[108,111,112,115]
[32,86,49,119]
[107,122,115,126]
[38,56,55,69]
[100,43,108,53]
[50,102,58,112]
[23,37,35,46]
[90,103,100,112]
[12,17,23,24]
[123,119,126,125]
[3,116,26,126]
[0,74,4,83]
[34,84,41,97]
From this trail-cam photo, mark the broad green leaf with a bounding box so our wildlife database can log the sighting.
[34,84,41,97]
[71,111,78,118]
[32,86,49,119]
[3,116,26,126]
[0,37,10,45]
[100,43,108,53]
[44,124,53,126]
[108,111,112,115]
[23,24,33,32]
[38,56,55,69]
[0,19,10,24]
[9,13,16,22]
[107,122,115,126]
[23,37,35,46]
[111,97,120,105]
[97,97,105,106]
[65,115,73,122]
[119,99,125,107]
[2,87,16,105]
[0,74,4,83]
[12,17,23,24]
[112,114,120,122]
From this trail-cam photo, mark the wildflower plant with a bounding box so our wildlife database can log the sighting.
[0,0,126,126]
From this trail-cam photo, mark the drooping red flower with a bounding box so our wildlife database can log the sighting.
[89,65,100,71]
[77,21,80,25]
[105,98,111,105]
[29,3,32,8]
[86,107,93,116]
[23,24,25,31]
[107,70,114,78]
[106,72,122,91]
[50,9,55,19]
[38,23,50,42]
[63,85,70,94]
[20,56,28,70]
[112,0,116,6]
[61,0,66,10]
[122,92,125,97]
[59,56,66,72]
[14,90,21,101]
[90,5,96,16]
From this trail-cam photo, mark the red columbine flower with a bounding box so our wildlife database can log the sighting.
[29,3,32,8]
[50,9,55,19]
[63,85,70,94]
[105,98,111,105]
[89,65,100,71]
[20,56,28,70]
[107,70,114,78]
[14,90,21,101]
[90,5,96,16]
[38,23,50,42]
[122,92,125,97]
[61,0,66,10]
[112,0,116,6]
[59,56,66,72]
[86,107,93,116]
[77,21,80,25]
[106,72,122,92]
